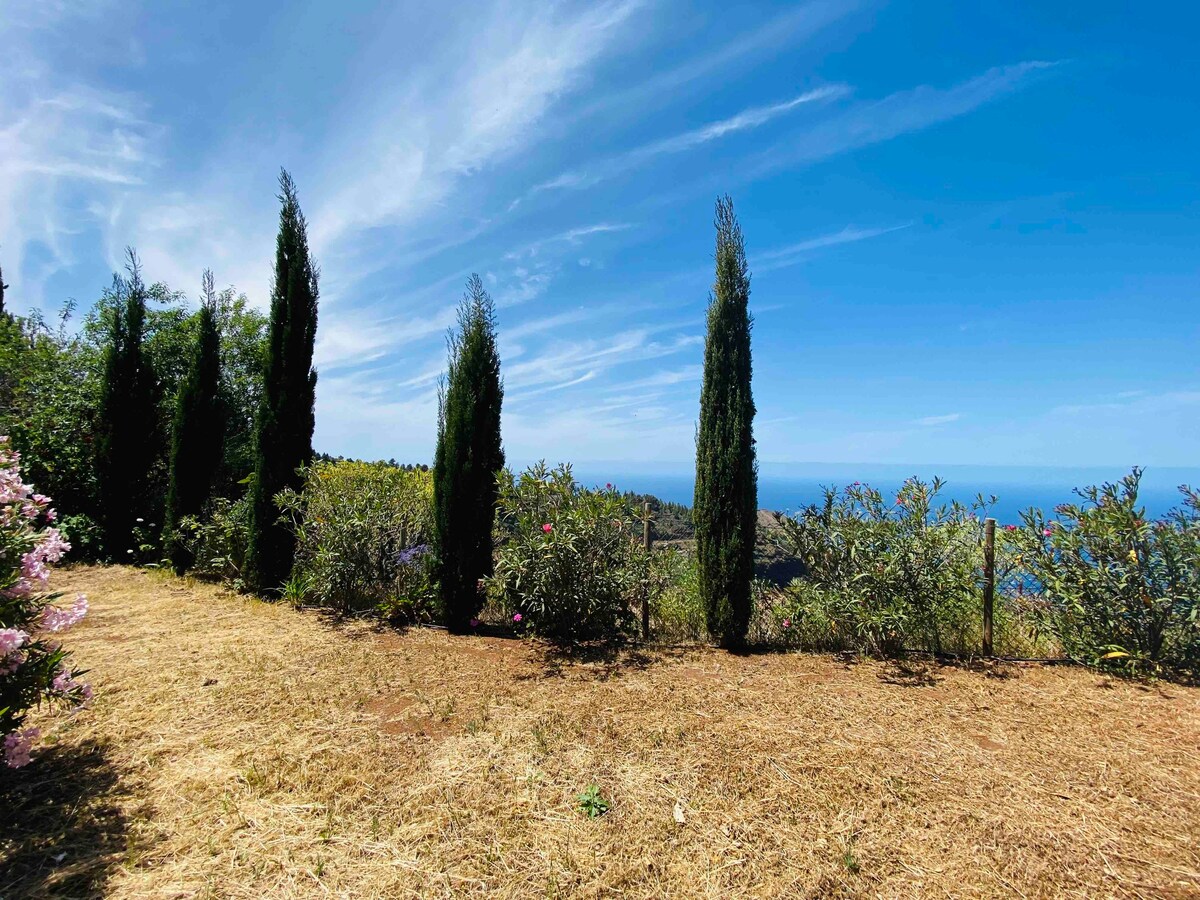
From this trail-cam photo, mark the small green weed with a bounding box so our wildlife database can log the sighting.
[576,784,610,819]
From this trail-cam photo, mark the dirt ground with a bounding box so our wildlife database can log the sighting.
[2,566,1198,899]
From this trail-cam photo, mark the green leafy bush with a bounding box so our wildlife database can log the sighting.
[774,478,988,655]
[178,496,252,586]
[489,463,648,644]
[278,460,434,617]
[1011,469,1200,677]
[647,545,706,642]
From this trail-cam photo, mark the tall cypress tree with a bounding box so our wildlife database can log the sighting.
[245,169,319,594]
[165,270,226,575]
[97,249,160,559]
[433,274,504,632]
[694,196,757,649]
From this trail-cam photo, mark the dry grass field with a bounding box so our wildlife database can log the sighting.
[2,566,1198,899]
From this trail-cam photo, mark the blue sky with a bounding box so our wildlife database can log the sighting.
[3,0,1198,471]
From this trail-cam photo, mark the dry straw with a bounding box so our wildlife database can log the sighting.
[2,565,1198,898]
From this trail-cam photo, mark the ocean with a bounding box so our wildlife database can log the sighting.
[565,462,1200,524]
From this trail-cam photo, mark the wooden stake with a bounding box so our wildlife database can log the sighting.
[643,501,652,640]
[983,517,996,657]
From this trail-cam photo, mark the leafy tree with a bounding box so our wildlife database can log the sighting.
[165,270,226,574]
[96,250,161,558]
[211,286,268,495]
[433,274,504,632]
[694,196,757,649]
[246,169,319,594]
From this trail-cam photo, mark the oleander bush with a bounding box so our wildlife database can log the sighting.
[774,477,989,655]
[489,462,649,644]
[1010,468,1200,678]
[278,460,435,618]
[0,437,92,769]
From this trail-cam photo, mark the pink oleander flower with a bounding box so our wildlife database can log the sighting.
[605,483,613,490]
[513,613,523,623]
[3,728,40,769]
[39,594,88,633]
[469,618,479,628]
[52,667,73,693]
[0,650,27,675]
[782,618,792,629]
[1043,528,1053,536]
[1004,524,1017,532]
[541,523,552,534]
[0,628,29,654]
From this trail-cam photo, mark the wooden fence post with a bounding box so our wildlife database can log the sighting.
[642,501,652,641]
[983,517,996,657]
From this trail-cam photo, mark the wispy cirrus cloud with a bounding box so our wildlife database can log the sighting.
[532,85,848,194]
[755,223,913,271]
[917,413,962,426]
[747,61,1059,180]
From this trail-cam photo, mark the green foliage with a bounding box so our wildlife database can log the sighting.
[489,463,647,644]
[247,169,319,595]
[277,460,435,617]
[775,478,990,655]
[177,496,252,587]
[694,195,757,649]
[165,271,225,574]
[433,274,504,632]
[96,251,161,559]
[0,307,101,535]
[619,491,693,541]
[647,545,707,641]
[1011,469,1200,678]
[576,784,610,819]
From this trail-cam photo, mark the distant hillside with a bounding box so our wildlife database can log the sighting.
[629,495,805,586]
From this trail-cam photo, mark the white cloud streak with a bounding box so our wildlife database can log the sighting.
[533,85,847,194]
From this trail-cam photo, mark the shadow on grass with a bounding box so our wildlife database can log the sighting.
[0,740,127,899]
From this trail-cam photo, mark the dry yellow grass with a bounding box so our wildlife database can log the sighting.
[2,565,1199,899]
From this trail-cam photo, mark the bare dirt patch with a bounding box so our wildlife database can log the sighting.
[2,565,1198,898]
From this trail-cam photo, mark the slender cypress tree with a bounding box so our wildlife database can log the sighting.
[433,274,504,632]
[165,270,226,575]
[245,169,319,595]
[694,196,757,649]
[97,249,160,558]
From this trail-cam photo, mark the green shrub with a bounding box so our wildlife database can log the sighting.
[647,545,707,642]
[775,477,988,655]
[489,463,648,644]
[1011,469,1200,678]
[277,460,434,617]
[178,496,252,587]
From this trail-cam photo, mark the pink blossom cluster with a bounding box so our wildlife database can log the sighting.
[40,594,88,633]
[6,529,72,599]
[0,628,30,674]
[3,728,41,769]
[51,666,93,703]
[1,436,91,768]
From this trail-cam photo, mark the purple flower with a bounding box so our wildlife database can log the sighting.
[469,618,479,628]
[396,544,429,566]
[513,613,523,623]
